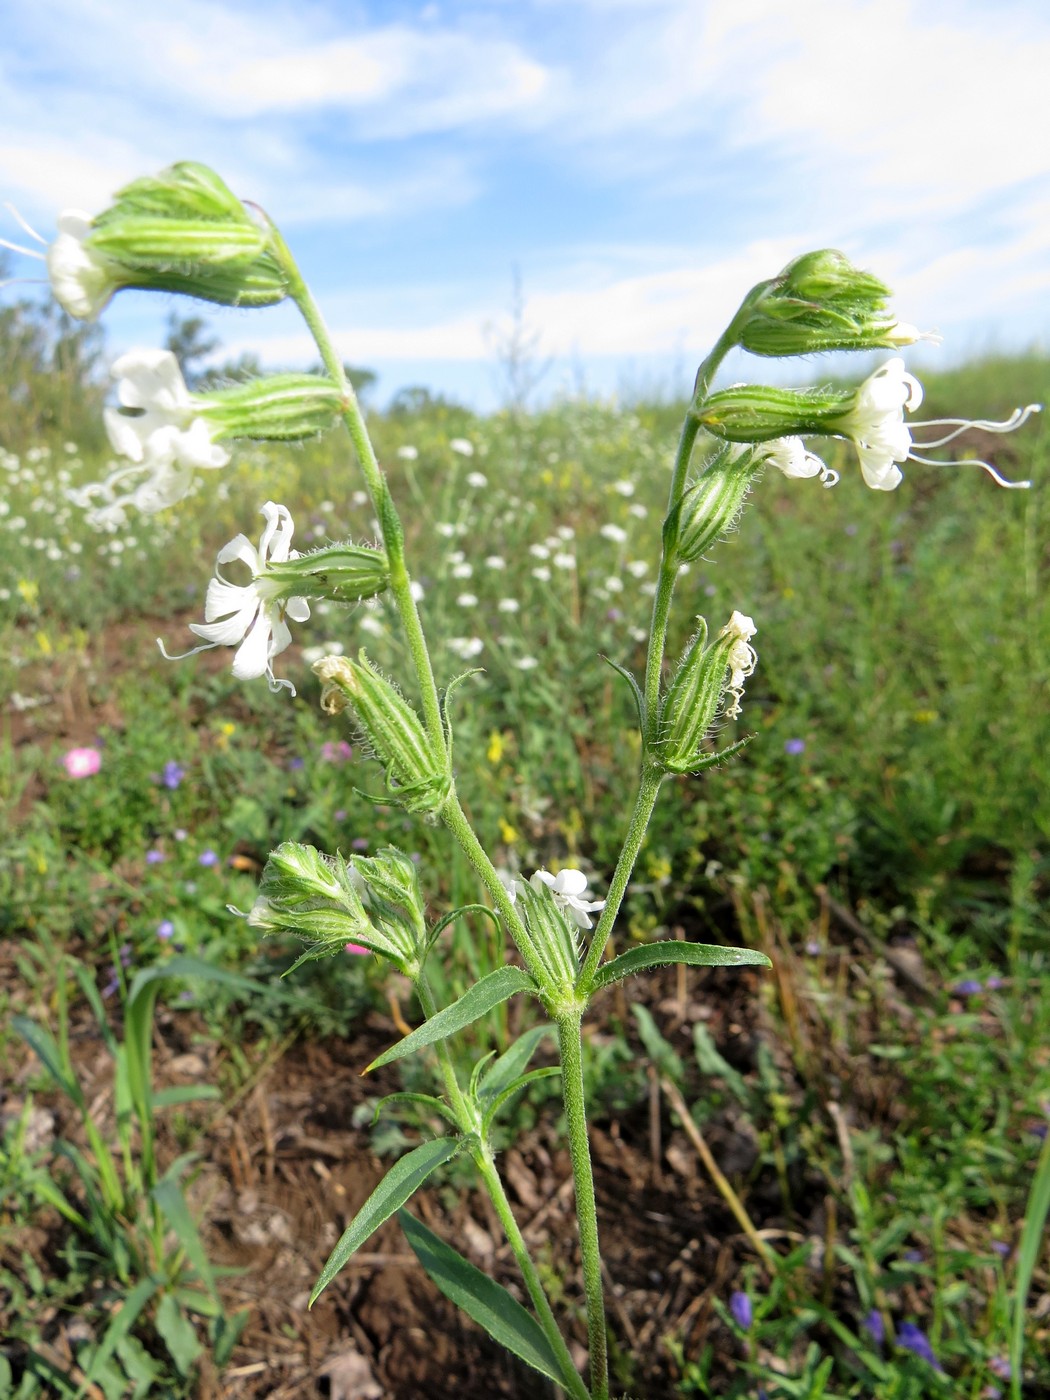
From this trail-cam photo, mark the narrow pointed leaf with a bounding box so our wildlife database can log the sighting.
[479,1023,554,1101]
[365,966,536,1072]
[311,1136,460,1304]
[590,940,770,992]
[152,1176,219,1301]
[398,1210,569,1388]
[11,1015,84,1107]
[482,1067,563,1135]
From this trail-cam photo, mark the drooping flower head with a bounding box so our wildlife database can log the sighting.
[159,501,310,694]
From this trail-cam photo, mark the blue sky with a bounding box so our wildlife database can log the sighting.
[3,0,1049,409]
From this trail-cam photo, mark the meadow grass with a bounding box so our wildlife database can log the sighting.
[1,350,1048,1396]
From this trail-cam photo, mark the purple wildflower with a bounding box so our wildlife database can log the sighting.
[729,1291,753,1330]
[198,849,219,867]
[896,1322,943,1370]
[334,808,347,822]
[162,760,185,790]
[862,1310,885,1345]
[784,738,806,755]
[351,837,369,851]
[174,827,188,841]
[287,756,305,771]
[985,975,1004,990]
[952,978,983,997]
[157,920,175,940]
[146,849,166,865]
[991,1240,1011,1258]
[320,740,353,763]
[989,1357,1011,1380]
[118,943,133,968]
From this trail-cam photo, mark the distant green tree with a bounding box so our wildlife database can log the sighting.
[164,311,220,389]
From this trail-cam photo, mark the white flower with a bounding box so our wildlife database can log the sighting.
[515,656,539,670]
[466,471,488,488]
[556,526,575,541]
[553,552,576,570]
[626,560,648,578]
[532,566,551,582]
[833,358,921,491]
[456,592,478,607]
[448,636,484,659]
[497,597,520,613]
[600,523,627,544]
[397,444,419,460]
[612,479,635,496]
[451,562,473,579]
[450,437,475,456]
[46,211,117,320]
[530,868,606,930]
[485,555,506,570]
[720,611,758,720]
[762,437,838,487]
[628,503,648,518]
[105,349,229,475]
[529,543,550,559]
[158,501,309,694]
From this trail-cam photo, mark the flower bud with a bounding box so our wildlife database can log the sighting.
[351,847,428,955]
[257,543,390,607]
[697,383,852,444]
[48,162,290,320]
[514,878,581,995]
[736,250,932,357]
[674,445,761,561]
[198,375,346,442]
[657,611,758,772]
[246,840,416,972]
[312,653,450,812]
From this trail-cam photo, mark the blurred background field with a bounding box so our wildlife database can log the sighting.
[1,299,1049,1398]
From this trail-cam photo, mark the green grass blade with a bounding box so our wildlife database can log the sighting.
[590,939,771,991]
[398,1209,570,1388]
[11,1014,84,1108]
[1010,1126,1050,1400]
[77,1275,159,1390]
[310,1136,460,1304]
[152,1176,219,1302]
[365,966,537,1072]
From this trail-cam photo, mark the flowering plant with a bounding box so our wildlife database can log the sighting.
[35,164,1038,1399]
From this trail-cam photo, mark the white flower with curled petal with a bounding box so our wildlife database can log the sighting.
[721,611,758,720]
[832,358,921,490]
[158,502,309,694]
[762,437,838,488]
[530,868,606,930]
[105,349,229,475]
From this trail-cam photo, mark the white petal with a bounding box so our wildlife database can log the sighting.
[111,349,191,412]
[284,595,311,623]
[173,418,228,470]
[554,869,589,897]
[202,576,254,622]
[216,533,261,572]
[231,611,274,679]
[104,407,148,462]
[190,598,259,646]
[530,870,557,894]
[266,610,293,659]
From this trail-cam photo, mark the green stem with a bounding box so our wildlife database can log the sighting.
[441,789,550,991]
[272,230,444,751]
[557,1011,608,1400]
[414,977,588,1400]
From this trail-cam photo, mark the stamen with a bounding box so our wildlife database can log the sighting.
[0,276,49,292]
[4,203,47,244]
[907,451,1032,490]
[0,237,46,261]
[157,636,216,663]
[912,404,1041,449]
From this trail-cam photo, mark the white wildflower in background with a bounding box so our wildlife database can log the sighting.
[515,656,539,670]
[556,526,575,541]
[612,480,635,496]
[397,445,419,460]
[466,471,488,488]
[436,522,457,538]
[456,593,478,608]
[410,580,425,601]
[626,560,648,578]
[359,615,386,636]
[485,555,506,570]
[159,501,309,694]
[553,552,576,570]
[452,562,473,579]
[497,598,520,614]
[530,868,606,930]
[448,636,484,659]
[532,566,552,582]
[600,523,627,544]
[529,543,550,560]
[450,438,475,456]
[604,576,624,593]
[628,503,647,518]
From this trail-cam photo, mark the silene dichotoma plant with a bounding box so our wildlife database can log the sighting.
[14,162,1039,1400]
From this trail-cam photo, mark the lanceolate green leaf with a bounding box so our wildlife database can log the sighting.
[310,1137,460,1304]
[365,966,537,1072]
[589,940,771,992]
[398,1210,569,1388]
[152,1175,219,1302]
[478,1023,554,1101]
